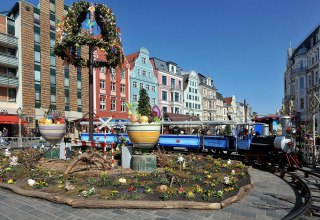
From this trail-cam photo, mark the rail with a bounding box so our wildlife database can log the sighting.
[0,137,49,149]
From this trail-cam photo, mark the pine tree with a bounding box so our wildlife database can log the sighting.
[137,88,152,116]
[224,124,232,136]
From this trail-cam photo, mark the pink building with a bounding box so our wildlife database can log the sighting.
[150,58,184,115]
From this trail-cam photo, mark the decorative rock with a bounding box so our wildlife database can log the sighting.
[65,181,75,191]
[158,185,168,192]
[132,155,157,172]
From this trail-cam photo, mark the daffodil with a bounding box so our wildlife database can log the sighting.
[7,179,14,184]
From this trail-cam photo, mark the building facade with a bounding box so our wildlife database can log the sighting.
[94,48,130,120]
[283,25,320,132]
[150,58,183,115]
[182,70,202,119]
[215,92,225,121]
[127,47,158,109]
[198,74,217,120]
[223,96,237,121]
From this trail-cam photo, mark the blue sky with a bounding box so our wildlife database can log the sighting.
[1,0,320,115]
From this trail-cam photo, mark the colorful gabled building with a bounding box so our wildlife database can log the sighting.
[93,48,130,120]
[150,58,184,115]
[127,47,158,108]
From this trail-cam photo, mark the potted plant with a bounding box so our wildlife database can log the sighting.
[126,88,161,149]
[38,105,66,145]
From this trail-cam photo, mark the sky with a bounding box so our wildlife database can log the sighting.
[1,0,320,116]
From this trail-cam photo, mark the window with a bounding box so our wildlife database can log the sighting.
[50,74,56,85]
[152,86,156,92]
[140,83,144,89]
[111,82,116,91]
[195,89,197,93]
[64,78,69,88]
[8,68,16,77]
[50,2,55,13]
[299,77,304,89]
[100,80,105,89]
[50,38,55,48]
[189,87,191,92]
[175,92,179,102]
[100,98,106,110]
[120,84,125,93]
[138,69,140,75]
[300,98,304,109]
[171,92,173,101]
[50,56,56,67]
[133,95,137,102]
[65,96,70,111]
[142,57,146,64]
[77,80,81,90]
[34,13,40,24]
[77,98,82,112]
[111,68,116,75]
[175,108,179,114]
[34,32,40,44]
[8,89,16,102]
[121,101,126,112]
[163,107,167,113]
[179,80,182,89]
[162,91,167,101]
[171,78,175,88]
[34,51,40,63]
[146,84,150,90]
[35,70,41,82]
[121,70,125,78]
[142,70,146,77]
[50,20,55,31]
[133,81,137,88]
[51,94,56,106]
[162,75,167,85]
[152,98,156,105]
[35,89,41,107]
[100,67,105,73]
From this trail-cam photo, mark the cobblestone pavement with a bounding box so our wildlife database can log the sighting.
[0,168,297,220]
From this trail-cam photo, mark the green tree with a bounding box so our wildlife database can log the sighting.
[137,88,152,116]
[224,124,232,136]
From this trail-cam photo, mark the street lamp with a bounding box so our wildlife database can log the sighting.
[16,107,23,148]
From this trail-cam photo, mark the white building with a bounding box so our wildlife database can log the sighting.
[182,70,202,119]
[283,25,320,133]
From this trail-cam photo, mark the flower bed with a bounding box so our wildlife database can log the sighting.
[0,150,251,209]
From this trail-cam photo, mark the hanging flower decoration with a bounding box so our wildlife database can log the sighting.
[53,1,124,68]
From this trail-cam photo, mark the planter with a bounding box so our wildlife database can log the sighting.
[39,124,66,145]
[126,123,161,149]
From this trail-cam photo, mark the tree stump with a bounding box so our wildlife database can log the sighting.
[132,154,156,172]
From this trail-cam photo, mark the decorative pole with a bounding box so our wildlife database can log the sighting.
[89,45,94,142]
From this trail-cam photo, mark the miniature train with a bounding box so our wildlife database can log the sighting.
[80,116,299,167]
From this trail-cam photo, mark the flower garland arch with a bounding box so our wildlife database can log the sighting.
[54,1,124,68]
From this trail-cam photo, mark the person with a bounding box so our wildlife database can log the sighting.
[206,130,212,136]
[3,127,8,137]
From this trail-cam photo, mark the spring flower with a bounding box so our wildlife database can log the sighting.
[224,176,230,185]
[4,149,11,157]
[9,156,18,166]
[186,191,195,198]
[231,170,235,175]
[178,156,184,163]
[128,186,134,192]
[119,178,127,184]
[7,179,14,184]
[178,187,184,194]
[227,159,232,165]
[28,179,36,186]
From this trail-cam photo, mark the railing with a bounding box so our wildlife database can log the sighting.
[0,53,18,68]
[0,74,18,87]
[298,143,320,164]
[0,137,50,149]
[0,32,18,48]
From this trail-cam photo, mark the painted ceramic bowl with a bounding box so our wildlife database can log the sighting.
[39,124,66,144]
[126,123,161,149]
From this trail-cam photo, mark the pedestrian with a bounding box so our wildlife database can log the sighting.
[3,127,8,137]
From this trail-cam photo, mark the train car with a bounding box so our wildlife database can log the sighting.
[202,120,237,154]
[159,121,203,151]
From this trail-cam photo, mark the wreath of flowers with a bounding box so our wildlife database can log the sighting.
[54,1,124,68]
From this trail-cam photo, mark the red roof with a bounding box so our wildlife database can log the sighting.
[0,115,27,124]
[126,52,139,70]
[223,97,232,105]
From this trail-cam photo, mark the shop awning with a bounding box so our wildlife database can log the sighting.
[0,115,27,124]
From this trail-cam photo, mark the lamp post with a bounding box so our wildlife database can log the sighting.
[16,107,23,148]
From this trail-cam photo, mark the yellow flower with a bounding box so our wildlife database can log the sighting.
[88,6,95,12]
[7,179,14,184]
